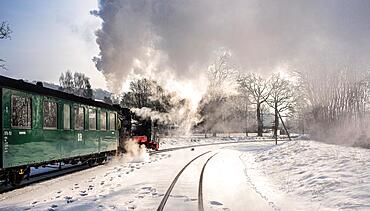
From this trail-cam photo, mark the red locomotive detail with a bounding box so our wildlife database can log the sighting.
[132,135,159,151]
[117,107,159,152]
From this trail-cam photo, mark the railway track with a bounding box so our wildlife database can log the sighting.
[1,139,287,195]
[151,138,290,155]
[157,151,220,211]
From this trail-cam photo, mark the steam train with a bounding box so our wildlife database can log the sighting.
[0,75,158,186]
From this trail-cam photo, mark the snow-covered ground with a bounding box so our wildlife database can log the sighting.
[1,137,370,211]
[0,141,274,211]
[241,140,370,210]
[159,133,289,150]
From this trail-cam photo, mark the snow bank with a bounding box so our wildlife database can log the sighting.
[241,140,370,210]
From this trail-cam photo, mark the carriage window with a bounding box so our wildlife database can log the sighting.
[74,106,85,130]
[43,101,57,129]
[11,95,32,128]
[100,111,107,131]
[63,105,71,130]
[89,109,97,130]
[109,113,116,131]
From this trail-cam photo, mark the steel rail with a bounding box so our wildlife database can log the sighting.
[157,151,211,211]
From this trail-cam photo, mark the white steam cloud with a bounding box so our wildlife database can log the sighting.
[92,0,370,92]
[124,140,150,163]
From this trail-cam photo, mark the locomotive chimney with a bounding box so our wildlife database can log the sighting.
[36,81,43,87]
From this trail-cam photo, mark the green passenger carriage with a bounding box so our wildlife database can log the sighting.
[0,75,119,185]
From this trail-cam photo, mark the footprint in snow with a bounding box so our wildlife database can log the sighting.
[88,185,94,190]
[80,190,88,196]
[128,205,137,210]
[209,201,223,206]
[31,201,38,205]
[126,200,134,204]
[64,196,75,203]
[171,195,186,198]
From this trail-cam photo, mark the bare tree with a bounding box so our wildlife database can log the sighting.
[238,73,271,136]
[267,74,295,142]
[59,71,74,93]
[59,71,93,99]
[0,21,12,70]
[198,51,236,136]
[121,78,174,113]
[0,21,11,40]
[294,63,370,145]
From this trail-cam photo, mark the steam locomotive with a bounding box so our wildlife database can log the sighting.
[0,75,158,186]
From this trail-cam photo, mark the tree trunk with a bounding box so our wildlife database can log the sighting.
[257,103,263,137]
[245,98,249,137]
[274,101,279,145]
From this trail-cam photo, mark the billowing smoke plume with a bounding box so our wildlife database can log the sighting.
[131,107,171,124]
[124,140,149,163]
[92,0,370,145]
[92,0,370,92]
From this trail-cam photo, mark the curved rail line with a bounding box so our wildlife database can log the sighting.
[1,139,287,195]
[157,151,211,211]
[198,152,220,211]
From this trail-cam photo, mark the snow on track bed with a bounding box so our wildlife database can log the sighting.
[0,140,263,211]
[0,153,171,211]
[157,151,213,211]
[0,163,91,194]
[241,140,370,210]
[159,133,289,150]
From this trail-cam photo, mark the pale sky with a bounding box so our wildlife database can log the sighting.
[0,0,107,89]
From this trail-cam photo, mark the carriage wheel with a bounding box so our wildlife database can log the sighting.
[8,167,28,187]
[88,158,96,167]
[96,155,106,165]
